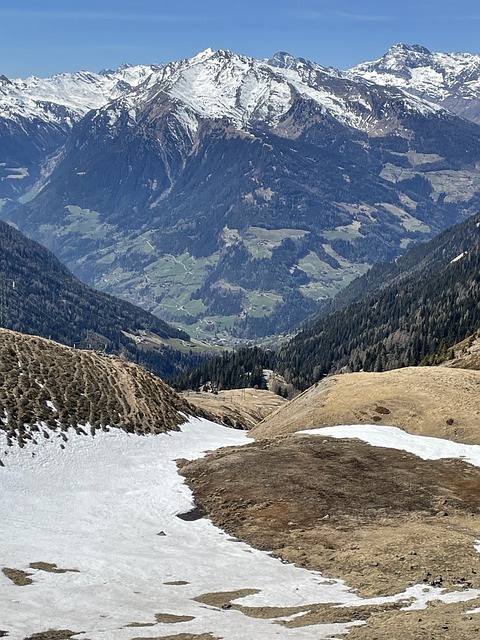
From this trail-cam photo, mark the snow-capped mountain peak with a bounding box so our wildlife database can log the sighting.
[92,47,442,137]
[0,63,163,127]
[349,44,480,121]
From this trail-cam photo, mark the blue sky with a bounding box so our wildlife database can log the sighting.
[1,0,479,78]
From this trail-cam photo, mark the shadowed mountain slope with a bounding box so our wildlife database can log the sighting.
[0,219,203,379]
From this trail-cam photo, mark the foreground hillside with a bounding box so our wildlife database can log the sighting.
[0,328,204,448]
[181,426,480,639]
[252,366,480,443]
[180,367,480,637]
[0,219,204,379]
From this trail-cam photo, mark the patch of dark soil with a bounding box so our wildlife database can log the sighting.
[124,623,155,628]
[2,568,33,586]
[154,614,195,624]
[29,562,79,574]
[23,632,78,640]
[176,505,206,521]
[129,634,218,640]
[193,589,260,608]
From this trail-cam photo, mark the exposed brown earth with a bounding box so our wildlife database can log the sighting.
[2,567,33,586]
[23,632,79,640]
[180,432,480,638]
[29,562,79,574]
[252,366,480,443]
[154,614,195,624]
[182,388,287,429]
[129,635,218,640]
[0,328,210,447]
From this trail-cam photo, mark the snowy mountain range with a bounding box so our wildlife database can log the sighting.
[349,43,480,123]
[0,62,162,125]
[0,63,163,202]
[3,45,480,341]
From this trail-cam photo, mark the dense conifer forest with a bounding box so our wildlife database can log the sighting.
[171,347,274,391]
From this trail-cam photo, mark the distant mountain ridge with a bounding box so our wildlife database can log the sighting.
[3,46,480,340]
[0,63,163,202]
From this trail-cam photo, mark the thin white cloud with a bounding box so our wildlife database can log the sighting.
[291,10,392,23]
[0,9,212,22]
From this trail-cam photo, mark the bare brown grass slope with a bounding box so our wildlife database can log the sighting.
[444,331,480,370]
[251,366,480,443]
[182,389,287,429]
[0,328,209,447]
[180,434,480,638]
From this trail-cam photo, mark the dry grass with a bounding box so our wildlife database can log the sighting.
[252,366,480,443]
[0,328,210,447]
[180,431,480,638]
[182,388,286,429]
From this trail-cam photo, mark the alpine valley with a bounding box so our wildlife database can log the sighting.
[3,45,480,341]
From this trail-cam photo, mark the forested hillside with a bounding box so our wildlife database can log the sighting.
[172,347,274,392]
[173,212,480,392]
[277,234,480,389]
[305,212,480,324]
[0,220,202,379]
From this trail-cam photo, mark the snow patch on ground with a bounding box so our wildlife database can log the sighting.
[300,424,480,466]
[2,418,480,639]
[0,417,359,639]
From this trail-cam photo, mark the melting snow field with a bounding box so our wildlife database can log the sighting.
[1,418,480,639]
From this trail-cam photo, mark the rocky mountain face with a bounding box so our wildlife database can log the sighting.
[0,64,162,203]
[0,219,204,380]
[4,48,480,341]
[349,43,480,124]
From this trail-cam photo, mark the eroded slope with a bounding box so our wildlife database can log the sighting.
[0,328,205,447]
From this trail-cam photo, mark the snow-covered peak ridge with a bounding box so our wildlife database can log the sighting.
[349,44,480,101]
[267,51,339,77]
[111,47,442,134]
[0,47,451,133]
[0,62,161,125]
